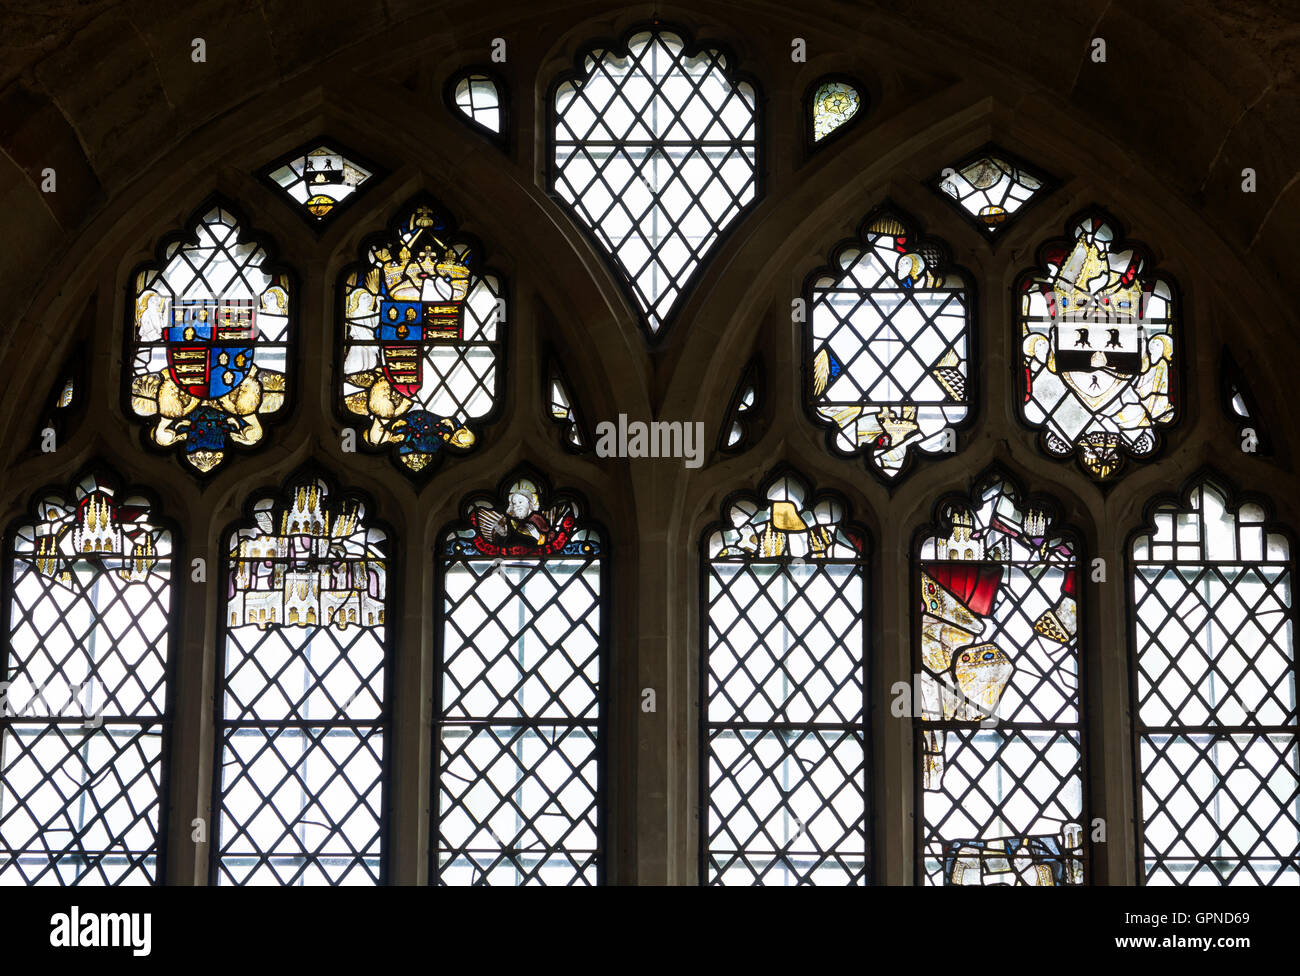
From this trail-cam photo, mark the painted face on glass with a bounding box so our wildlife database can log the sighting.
[507,492,532,519]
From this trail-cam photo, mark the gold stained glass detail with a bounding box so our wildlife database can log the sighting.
[812,81,862,141]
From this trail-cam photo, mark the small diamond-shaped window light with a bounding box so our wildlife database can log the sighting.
[811,80,862,142]
[452,72,502,133]
[937,152,1048,234]
[264,143,374,223]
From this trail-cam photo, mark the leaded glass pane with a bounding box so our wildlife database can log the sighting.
[1,473,173,885]
[917,473,1085,885]
[703,473,869,885]
[213,478,388,886]
[548,364,586,450]
[340,198,503,475]
[263,142,374,223]
[1132,479,1299,885]
[453,73,502,133]
[435,475,603,885]
[808,212,971,479]
[720,359,759,453]
[551,28,758,334]
[1019,214,1176,480]
[937,152,1046,233]
[811,80,861,141]
[128,204,290,474]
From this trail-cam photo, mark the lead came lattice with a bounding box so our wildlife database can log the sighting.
[1132,478,1299,885]
[213,477,389,886]
[702,473,869,885]
[551,27,758,335]
[0,473,174,885]
[434,474,604,885]
[916,472,1085,885]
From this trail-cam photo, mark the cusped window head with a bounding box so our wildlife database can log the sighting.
[435,470,605,884]
[550,27,759,336]
[702,469,870,884]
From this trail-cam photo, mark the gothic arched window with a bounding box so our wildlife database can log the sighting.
[433,472,605,885]
[806,210,973,481]
[701,471,870,885]
[339,197,504,476]
[1130,476,1299,885]
[0,471,175,884]
[1018,212,1177,481]
[127,200,292,475]
[916,471,1085,885]
[212,475,390,885]
[550,26,759,335]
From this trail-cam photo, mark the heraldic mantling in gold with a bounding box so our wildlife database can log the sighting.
[129,206,289,474]
[341,202,500,474]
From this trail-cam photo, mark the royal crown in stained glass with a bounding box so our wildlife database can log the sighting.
[340,199,503,474]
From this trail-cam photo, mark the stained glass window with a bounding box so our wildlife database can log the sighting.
[702,472,869,885]
[1131,478,1298,885]
[551,27,759,335]
[451,72,503,134]
[547,360,588,450]
[434,473,604,885]
[936,150,1048,234]
[340,198,503,475]
[213,477,389,885]
[720,358,759,452]
[1,472,174,884]
[1019,213,1176,480]
[807,211,971,480]
[917,472,1085,885]
[262,142,376,224]
[128,202,290,474]
[809,79,861,143]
